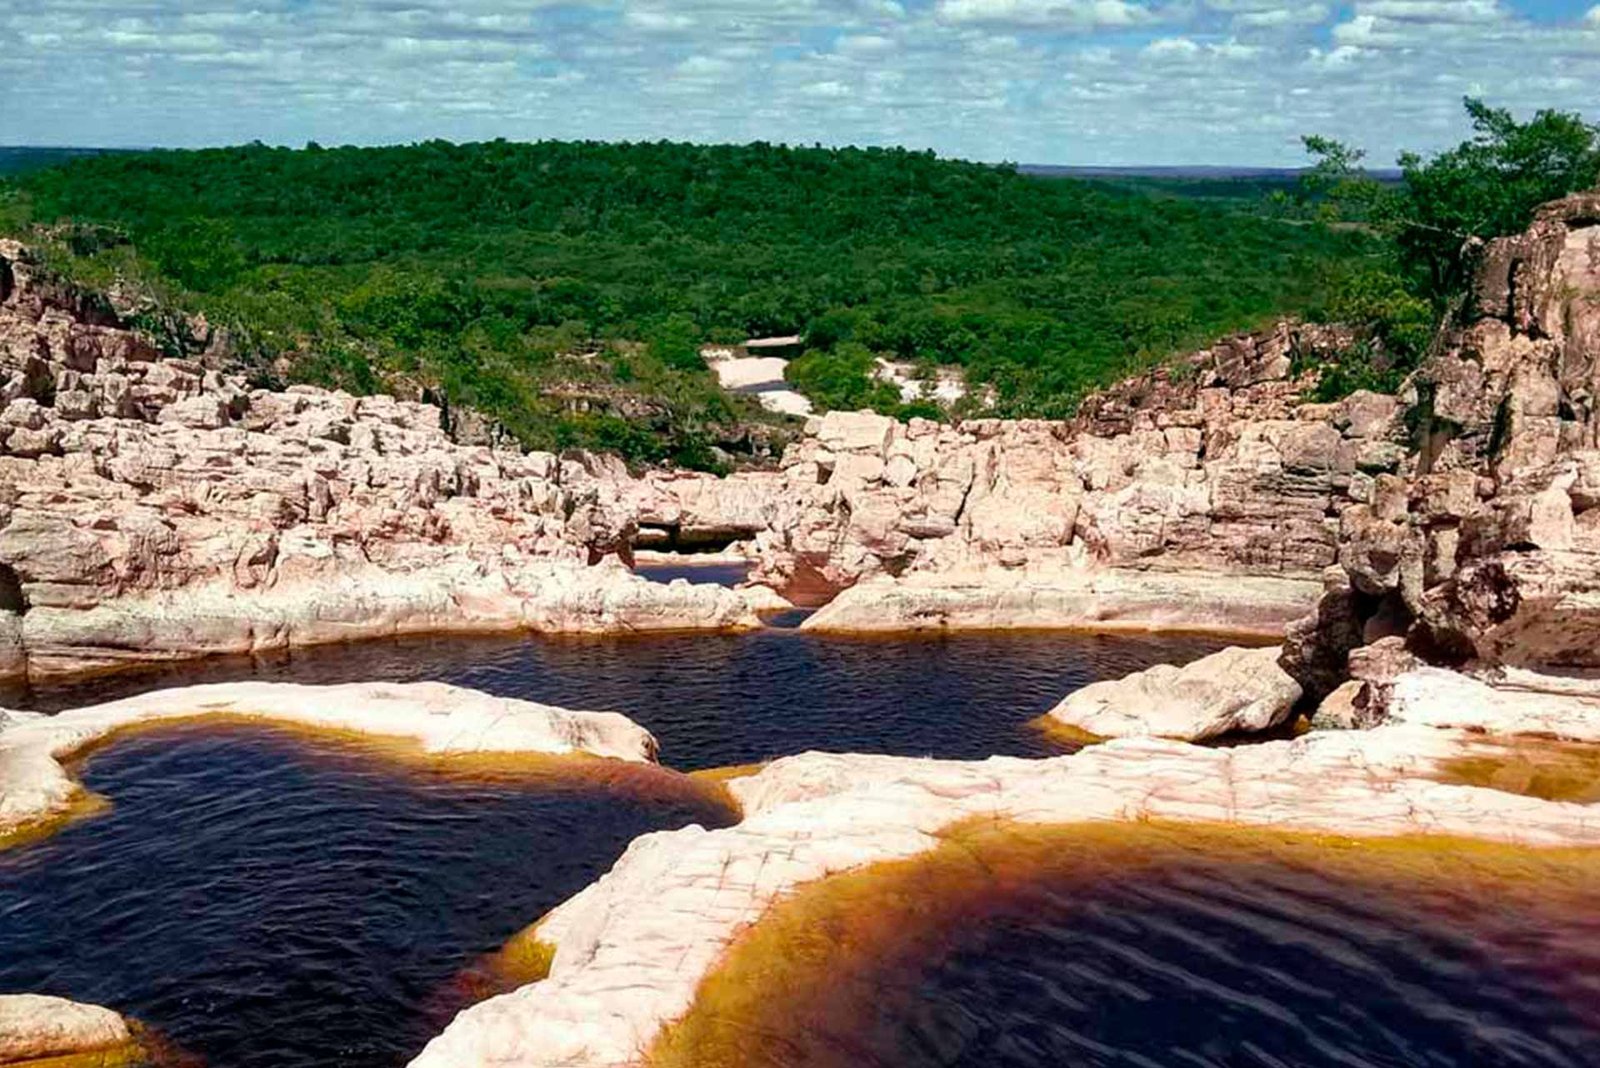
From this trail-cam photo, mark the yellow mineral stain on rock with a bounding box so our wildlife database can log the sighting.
[1437,736,1600,803]
[1025,712,1103,749]
[0,790,110,854]
[453,919,562,1005]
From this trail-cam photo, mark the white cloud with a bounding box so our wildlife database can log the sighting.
[0,0,1596,166]
[935,0,1156,28]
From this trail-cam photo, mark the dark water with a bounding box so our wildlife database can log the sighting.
[853,860,1600,1068]
[7,630,1232,771]
[5,629,1595,1068]
[0,725,733,1068]
[632,560,751,587]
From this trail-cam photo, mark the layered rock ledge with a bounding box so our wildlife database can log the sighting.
[1,238,1394,676]
[0,240,762,682]
[800,568,1318,636]
[0,680,659,845]
[409,661,1600,1068]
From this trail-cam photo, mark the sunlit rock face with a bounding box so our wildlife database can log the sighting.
[0,994,136,1065]
[629,321,1378,632]
[1044,644,1301,742]
[1283,192,1600,697]
[0,242,761,681]
[719,323,1384,605]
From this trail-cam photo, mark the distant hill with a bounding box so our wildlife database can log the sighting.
[1020,164,1404,181]
[0,147,140,177]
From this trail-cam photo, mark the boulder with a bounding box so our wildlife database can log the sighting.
[0,995,134,1065]
[1044,645,1303,742]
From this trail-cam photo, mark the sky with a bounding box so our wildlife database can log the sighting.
[2,0,1598,165]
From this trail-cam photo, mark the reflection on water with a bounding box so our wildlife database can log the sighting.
[6,630,1233,771]
[0,724,732,1068]
[651,823,1600,1068]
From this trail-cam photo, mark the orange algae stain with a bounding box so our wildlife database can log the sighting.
[689,763,767,787]
[4,714,737,853]
[687,763,770,815]
[0,790,111,854]
[1437,736,1600,803]
[644,819,1600,1068]
[1025,712,1101,750]
[449,918,562,1005]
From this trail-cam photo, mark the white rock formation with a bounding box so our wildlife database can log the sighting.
[1045,645,1302,741]
[0,995,134,1065]
[0,681,659,843]
[701,353,812,416]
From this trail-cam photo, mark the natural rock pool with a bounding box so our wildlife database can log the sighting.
[5,632,1597,1068]
[649,823,1600,1068]
[0,723,735,1068]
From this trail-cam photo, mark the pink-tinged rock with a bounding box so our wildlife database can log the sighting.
[0,995,133,1064]
[1046,644,1302,741]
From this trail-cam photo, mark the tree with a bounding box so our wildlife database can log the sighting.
[1304,97,1600,306]
[1399,98,1600,301]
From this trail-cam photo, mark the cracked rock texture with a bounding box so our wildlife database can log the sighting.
[1283,192,1600,701]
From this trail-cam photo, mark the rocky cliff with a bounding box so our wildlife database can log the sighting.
[0,242,762,682]
[1284,192,1600,715]
[10,192,1598,686]
[645,321,1396,634]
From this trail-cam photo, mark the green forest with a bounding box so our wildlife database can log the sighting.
[3,102,1591,467]
[0,140,1376,464]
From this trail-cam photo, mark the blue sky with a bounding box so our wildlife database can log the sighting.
[3,0,1599,165]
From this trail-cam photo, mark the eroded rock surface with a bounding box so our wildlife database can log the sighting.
[717,324,1381,601]
[1282,192,1600,702]
[0,680,659,843]
[1045,644,1301,741]
[0,242,761,680]
[0,994,135,1065]
[620,322,1376,632]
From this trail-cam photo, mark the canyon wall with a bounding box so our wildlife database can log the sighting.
[10,190,1596,685]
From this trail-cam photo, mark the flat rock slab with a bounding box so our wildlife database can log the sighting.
[801,569,1320,637]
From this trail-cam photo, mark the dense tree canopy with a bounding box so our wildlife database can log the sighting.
[3,139,1377,461]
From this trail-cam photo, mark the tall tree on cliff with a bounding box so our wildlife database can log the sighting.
[1306,97,1600,306]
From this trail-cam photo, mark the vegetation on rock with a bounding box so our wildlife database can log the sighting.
[1292,98,1600,400]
